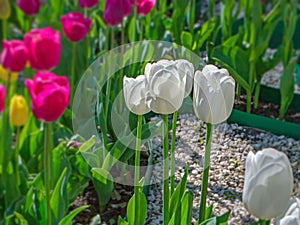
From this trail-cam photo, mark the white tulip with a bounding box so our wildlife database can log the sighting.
[152,59,195,97]
[243,148,294,220]
[275,198,300,225]
[193,64,235,124]
[145,59,187,114]
[123,75,150,115]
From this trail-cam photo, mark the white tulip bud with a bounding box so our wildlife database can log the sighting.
[243,148,294,220]
[193,64,235,124]
[123,75,150,115]
[145,59,187,114]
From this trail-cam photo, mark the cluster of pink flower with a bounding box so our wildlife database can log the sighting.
[0,27,70,122]
[104,0,156,26]
[0,0,156,122]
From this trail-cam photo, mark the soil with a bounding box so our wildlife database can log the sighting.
[234,95,300,124]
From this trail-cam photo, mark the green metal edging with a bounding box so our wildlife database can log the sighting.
[228,109,300,140]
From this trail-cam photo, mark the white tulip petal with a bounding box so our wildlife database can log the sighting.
[123,75,150,115]
[147,68,184,114]
[275,198,300,225]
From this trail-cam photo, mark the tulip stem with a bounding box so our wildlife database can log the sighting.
[2,20,7,40]
[170,111,178,195]
[70,43,76,106]
[259,219,270,225]
[14,127,21,186]
[134,115,143,225]
[44,122,53,225]
[162,114,169,225]
[198,123,213,223]
[1,73,11,196]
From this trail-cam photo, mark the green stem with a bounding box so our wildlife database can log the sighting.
[198,123,213,223]
[131,3,138,75]
[236,83,241,100]
[134,115,143,225]
[70,43,76,106]
[170,111,178,195]
[1,73,11,187]
[259,219,270,225]
[159,0,166,13]
[162,114,169,225]
[44,122,53,225]
[246,89,252,113]
[2,20,7,40]
[14,127,21,186]
[254,82,261,109]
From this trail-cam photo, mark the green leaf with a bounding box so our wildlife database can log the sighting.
[181,32,193,50]
[58,205,89,225]
[14,212,29,225]
[168,190,194,225]
[169,167,189,219]
[127,190,147,225]
[91,168,114,208]
[199,210,231,225]
[280,60,296,118]
[205,205,213,220]
[79,136,97,153]
[50,168,68,222]
[211,44,251,91]
[195,18,218,51]
[118,216,129,225]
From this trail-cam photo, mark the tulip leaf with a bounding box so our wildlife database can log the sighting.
[50,168,69,222]
[169,166,189,219]
[279,60,296,118]
[195,18,217,51]
[127,190,147,225]
[168,190,194,225]
[58,205,89,225]
[181,31,193,50]
[118,216,129,225]
[198,210,230,225]
[211,44,251,91]
[91,168,114,208]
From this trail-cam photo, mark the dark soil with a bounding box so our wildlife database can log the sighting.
[70,150,150,225]
[234,95,300,124]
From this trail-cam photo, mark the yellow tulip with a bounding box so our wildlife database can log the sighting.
[0,65,18,82]
[9,95,29,127]
[0,0,11,20]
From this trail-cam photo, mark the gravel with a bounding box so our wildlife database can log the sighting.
[145,114,300,225]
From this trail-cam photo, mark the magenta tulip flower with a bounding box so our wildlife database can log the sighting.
[61,12,92,42]
[103,0,132,26]
[17,0,41,16]
[79,0,98,8]
[25,72,70,122]
[0,40,28,72]
[0,85,5,113]
[137,0,155,15]
[25,27,61,71]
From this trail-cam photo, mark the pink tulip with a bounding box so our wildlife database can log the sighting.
[17,0,41,16]
[103,0,132,26]
[25,27,61,71]
[0,40,28,72]
[137,0,155,16]
[61,12,92,42]
[25,72,69,122]
[79,0,98,8]
[0,85,5,113]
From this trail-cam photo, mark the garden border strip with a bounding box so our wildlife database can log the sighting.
[227,109,300,140]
